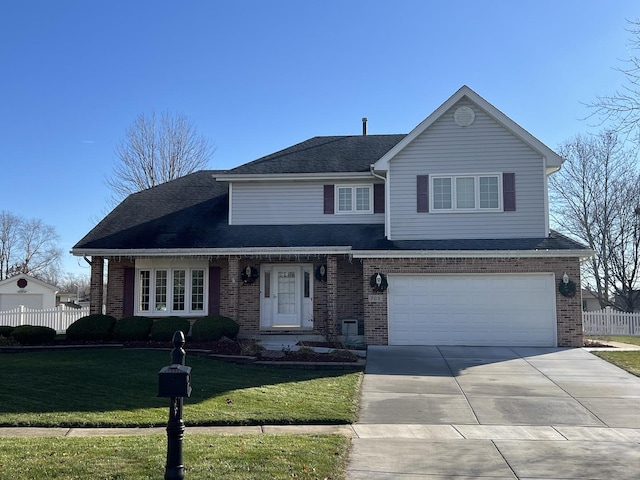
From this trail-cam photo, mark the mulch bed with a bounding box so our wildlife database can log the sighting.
[47,338,361,363]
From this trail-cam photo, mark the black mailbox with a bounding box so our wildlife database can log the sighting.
[158,364,192,398]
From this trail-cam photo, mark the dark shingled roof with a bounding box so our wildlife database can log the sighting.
[227,135,406,174]
[73,136,588,253]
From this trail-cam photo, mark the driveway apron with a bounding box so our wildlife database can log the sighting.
[347,346,640,479]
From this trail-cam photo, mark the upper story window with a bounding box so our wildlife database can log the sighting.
[336,185,372,214]
[432,174,501,212]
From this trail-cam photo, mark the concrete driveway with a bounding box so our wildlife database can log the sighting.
[347,346,640,479]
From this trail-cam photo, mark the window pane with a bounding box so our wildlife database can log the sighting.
[433,178,452,209]
[139,270,150,311]
[456,177,475,209]
[355,187,370,211]
[264,270,271,298]
[191,270,204,311]
[304,270,310,298]
[337,187,352,212]
[172,270,186,311]
[155,270,167,311]
[480,176,499,208]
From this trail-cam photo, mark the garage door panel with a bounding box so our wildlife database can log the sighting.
[388,274,556,347]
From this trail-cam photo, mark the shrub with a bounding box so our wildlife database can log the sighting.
[0,326,15,337]
[149,317,191,342]
[10,325,56,345]
[191,315,239,342]
[113,316,153,341]
[66,314,117,341]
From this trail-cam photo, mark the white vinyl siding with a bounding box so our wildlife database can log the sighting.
[388,98,547,240]
[231,181,384,225]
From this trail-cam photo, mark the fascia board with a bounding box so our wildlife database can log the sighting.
[213,173,374,182]
[373,85,564,171]
[71,246,354,257]
[352,249,594,259]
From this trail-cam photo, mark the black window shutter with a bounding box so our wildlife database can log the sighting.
[208,266,221,315]
[323,185,334,214]
[503,173,516,211]
[123,267,135,317]
[374,184,385,213]
[417,175,429,212]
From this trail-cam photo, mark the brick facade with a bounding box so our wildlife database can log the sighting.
[96,254,582,348]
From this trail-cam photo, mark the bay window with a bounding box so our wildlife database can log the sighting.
[137,263,207,315]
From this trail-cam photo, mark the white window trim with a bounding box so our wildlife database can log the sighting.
[431,173,503,213]
[335,184,373,214]
[135,260,208,316]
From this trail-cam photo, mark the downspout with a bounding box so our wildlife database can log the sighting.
[370,165,389,239]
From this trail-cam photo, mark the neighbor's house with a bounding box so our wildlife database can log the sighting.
[72,86,590,347]
[0,274,58,311]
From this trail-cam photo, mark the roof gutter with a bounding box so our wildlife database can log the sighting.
[352,249,594,259]
[71,246,354,257]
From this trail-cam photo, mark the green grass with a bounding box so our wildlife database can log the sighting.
[0,349,361,427]
[0,434,350,479]
[593,351,640,377]
[587,335,640,346]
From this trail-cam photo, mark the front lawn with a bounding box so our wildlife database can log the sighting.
[0,349,361,427]
[0,434,350,480]
[593,351,640,377]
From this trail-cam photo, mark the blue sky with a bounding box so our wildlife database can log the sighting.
[1,0,637,276]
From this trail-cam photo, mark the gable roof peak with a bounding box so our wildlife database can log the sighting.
[373,85,563,173]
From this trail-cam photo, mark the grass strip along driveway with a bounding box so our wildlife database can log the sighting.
[0,349,360,479]
[0,434,350,479]
[0,349,361,427]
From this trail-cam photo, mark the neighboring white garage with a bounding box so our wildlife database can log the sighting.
[388,274,557,347]
[0,274,58,311]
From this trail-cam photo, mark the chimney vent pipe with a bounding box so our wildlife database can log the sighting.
[362,117,368,136]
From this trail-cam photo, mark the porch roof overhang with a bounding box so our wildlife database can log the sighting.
[72,246,593,260]
[352,248,594,259]
[71,246,354,258]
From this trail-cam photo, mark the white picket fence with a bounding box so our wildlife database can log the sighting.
[583,307,640,336]
[0,305,90,333]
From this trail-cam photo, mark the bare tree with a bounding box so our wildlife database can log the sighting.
[550,132,640,311]
[588,20,640,144]
[107,111,215,202]
[0,211,21,279]
[56,273,90,301]
[0,212,62,282]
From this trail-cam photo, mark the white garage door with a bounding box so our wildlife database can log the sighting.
[0,294,44,311]
[388,274,557,347]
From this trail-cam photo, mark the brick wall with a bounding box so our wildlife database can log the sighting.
[105,259,133,318]
[89,256,105,315]
[362,256,583,347]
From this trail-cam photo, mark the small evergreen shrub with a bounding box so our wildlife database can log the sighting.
[0,326,15,337]
[191,315,239,342]
[113,316,153,341]
[66,314,117,341]
[10,325,56,345]
[149,317,191,342]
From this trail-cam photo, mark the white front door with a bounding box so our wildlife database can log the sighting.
[272,266,301,327]
[260,264,314,329]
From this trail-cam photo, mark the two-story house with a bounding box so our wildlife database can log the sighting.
[72,86,589,347]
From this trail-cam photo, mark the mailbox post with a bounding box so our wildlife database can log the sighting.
[158,331,192,480]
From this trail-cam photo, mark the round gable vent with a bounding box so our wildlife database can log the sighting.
[17,278,28,289]
[454,106,475,127]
